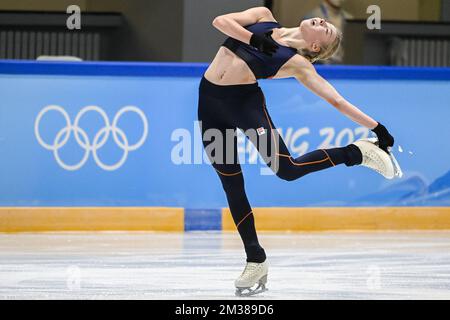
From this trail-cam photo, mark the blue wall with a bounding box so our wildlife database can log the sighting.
[1,60,449,207]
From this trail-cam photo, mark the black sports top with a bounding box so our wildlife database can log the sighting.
[222,21,298,79]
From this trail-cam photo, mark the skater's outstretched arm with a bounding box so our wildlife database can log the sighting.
[292,55,379,129]
[292,54,394,151]
[292,55,394,152]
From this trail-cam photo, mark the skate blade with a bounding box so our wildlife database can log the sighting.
[387,147,403,178]
[235,276,268,297]
[235,285,268,297]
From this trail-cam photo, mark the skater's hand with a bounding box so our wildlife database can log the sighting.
[250,31,279,56]
[372,122,394,153]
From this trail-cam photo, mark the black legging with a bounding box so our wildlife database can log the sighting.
[198,76,362,263]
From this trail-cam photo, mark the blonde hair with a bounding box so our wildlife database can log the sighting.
[298,29,343,63]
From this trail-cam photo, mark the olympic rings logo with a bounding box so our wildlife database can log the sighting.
[35,105,148,171]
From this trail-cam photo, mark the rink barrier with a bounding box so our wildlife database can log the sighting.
[1,61,450,231]
[223,207,450,231]
[184,208,222,231]
[1,207,450,232]
[1,61,450,209]
[0,207,184,232]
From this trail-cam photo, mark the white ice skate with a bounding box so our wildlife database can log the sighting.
[353,138,403,179]
[235,261,268,297]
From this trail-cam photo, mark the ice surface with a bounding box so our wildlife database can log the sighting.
[1,231,450,300]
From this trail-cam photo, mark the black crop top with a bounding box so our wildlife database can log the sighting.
[222,21,298,79]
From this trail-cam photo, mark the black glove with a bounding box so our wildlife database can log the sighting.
[372,122,394,153]
[249,31,279,56]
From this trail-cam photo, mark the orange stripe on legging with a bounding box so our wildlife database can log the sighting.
[262,95,330,169]
[236,211,253,228]
[215,169,242,176]
[276,152,329,166]
[321,149,336,167]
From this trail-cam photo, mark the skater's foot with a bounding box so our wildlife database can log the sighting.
[352,138,396,179]
[235,261,268,297]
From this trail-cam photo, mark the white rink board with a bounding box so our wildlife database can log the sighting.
[1,232,450,300]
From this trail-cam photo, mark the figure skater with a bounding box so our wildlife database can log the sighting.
[198,7,396,296]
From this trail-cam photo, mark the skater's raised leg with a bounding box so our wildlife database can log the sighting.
[238,91,364,181]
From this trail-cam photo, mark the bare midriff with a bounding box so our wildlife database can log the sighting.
[204,45,295,86]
